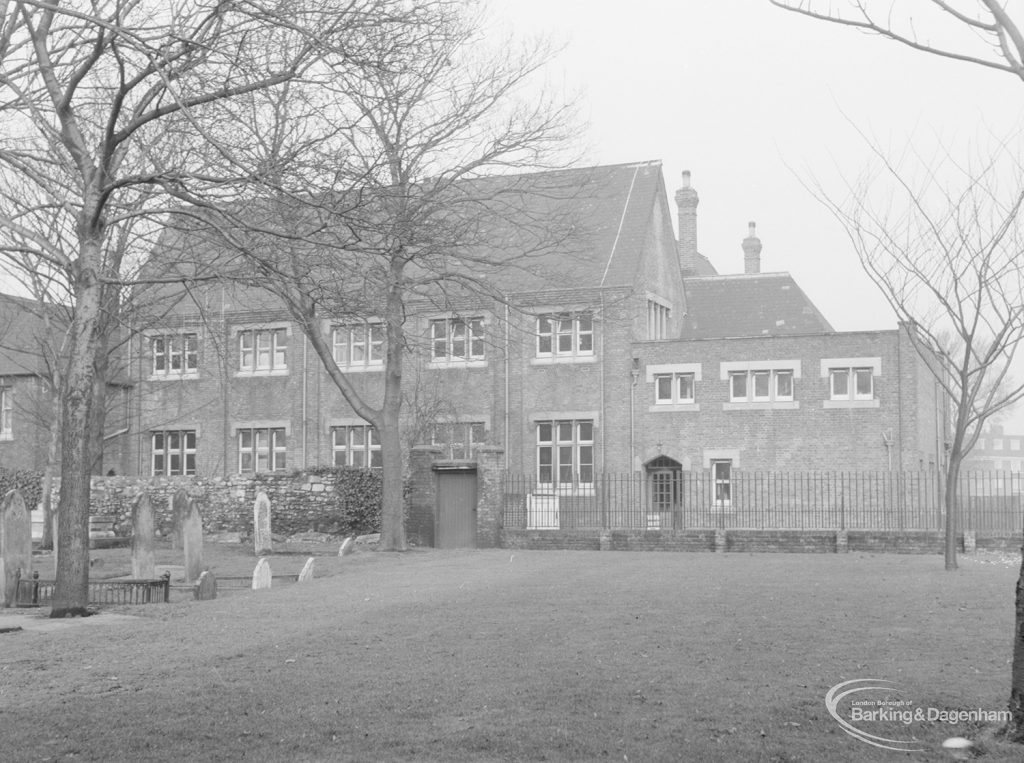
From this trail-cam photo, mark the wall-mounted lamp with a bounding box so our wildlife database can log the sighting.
[631,358,641,383]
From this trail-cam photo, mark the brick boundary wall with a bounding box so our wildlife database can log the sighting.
[500,529,1022,554]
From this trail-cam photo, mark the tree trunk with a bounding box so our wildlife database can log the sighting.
[1009,548,1024,740]
[39,388,61,550]
[50,250,104,617]
[378,268,407,551]
[944,455,961,571]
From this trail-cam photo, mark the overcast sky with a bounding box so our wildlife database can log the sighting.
[488,0,1023,336]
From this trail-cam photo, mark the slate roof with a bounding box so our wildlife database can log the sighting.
[680,272,834,339]
[428,159,666,295]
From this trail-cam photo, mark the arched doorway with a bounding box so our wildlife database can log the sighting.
[645,456,682,530]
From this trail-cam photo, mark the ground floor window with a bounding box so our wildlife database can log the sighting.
[332,425,381,467]
[152,430,197,476]
[537,419,593,487]
[712,459,732,506]
[238,428,286,473]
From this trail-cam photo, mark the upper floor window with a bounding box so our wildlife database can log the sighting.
[152,333,198,376]
[0,387,11,439]
[537,419,594,487]
[830,367,873,401]
[730,369,794,402]
[238,328,287,373]
[647,300,670,340]
[536,313,593,358]
[655,373,694,405]
[333,323,383,368]
[431,421,486,459]
[332,425,381,467]
[152,430,196,476]
[431,317,484,362]
[238,427,286,473]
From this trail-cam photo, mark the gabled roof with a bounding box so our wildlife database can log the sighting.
[449,160,667,294]
[0,293,62,376]
[680,272,834,339]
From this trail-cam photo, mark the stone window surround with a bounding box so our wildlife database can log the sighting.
[821,356,882,409]
[720,360,801,410]
[646,362,701,412]
[235,322,290,377]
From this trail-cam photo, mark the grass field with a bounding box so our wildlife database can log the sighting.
[0,545,1022,762]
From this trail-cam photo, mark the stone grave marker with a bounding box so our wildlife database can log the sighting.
[171,489,190,550]
[298,557,315,582]
[253,492,272,556]
[194,570,218,600]
[131,493,157,579]
[0,490,31,607]
[252,557,272,590]
[182,498,204,584]
[338,536,354,557]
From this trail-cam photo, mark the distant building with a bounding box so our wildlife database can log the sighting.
[962,424,1024,473]
[0,162,948,489]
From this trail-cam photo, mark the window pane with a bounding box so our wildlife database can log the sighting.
[370,324,384,361]
[239,429,252,449]
[578,332,593,353]
[731,373,747,399]
[775,371,793,399]
[855,368,873,398]
[351,427,365,447]
[576,315,592,333]
[185,453,196,475]
[832,369,849,398]
[577,422,593,442]
[333,328,349,365]
[538,423,552,443]
[558,421,573,442]
[273,329,287,368]
[370,450,383,468]
[351,450,366,467]
[753,371,770,398]
[153,432,164,450]
[678,374,694,401]
[538,334,552,354]
[656,375,672,402]
[256,332,271,368]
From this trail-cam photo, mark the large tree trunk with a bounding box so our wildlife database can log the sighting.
[50,251,104,617]
[1009,549,1024,740]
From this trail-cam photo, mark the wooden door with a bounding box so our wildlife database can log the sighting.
[436,469,478,548]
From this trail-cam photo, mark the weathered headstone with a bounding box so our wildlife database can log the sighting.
[193,570,217,601]
[0,490,32,607]
[171,489,190,550]
[131,493,157,579]
[182,499,204,584]
[337,536,354,557]
[251,557,272,590]
[253,492,272,556]
[298,557,315,582]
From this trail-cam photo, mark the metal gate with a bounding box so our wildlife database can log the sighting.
[435,466,478,548]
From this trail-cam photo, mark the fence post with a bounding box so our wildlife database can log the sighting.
[161,571,171,603]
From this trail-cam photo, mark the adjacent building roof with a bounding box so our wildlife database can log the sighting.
[680,272,834,339]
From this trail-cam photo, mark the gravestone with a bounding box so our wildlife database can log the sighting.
[0,490,31,607]
[298,557,315,582]
[182,499,204,584]
[338,536,354,557]
[252,557,272,590]
[171,489,190,550]
[253,492,272,556]
[193,570,217,601]
[131,493,157,579]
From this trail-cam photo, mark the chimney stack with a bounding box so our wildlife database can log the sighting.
[742,221,761,274]
[675,170,699,274]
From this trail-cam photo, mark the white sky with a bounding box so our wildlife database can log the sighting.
[488,0,1023,335]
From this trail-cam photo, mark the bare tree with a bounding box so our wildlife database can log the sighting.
[174,2,580,551]
[0,0,407,616]
[773,0,1024,744]
[770,0,1024,81]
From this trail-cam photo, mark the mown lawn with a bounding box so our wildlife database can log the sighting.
[0,546,1021,762]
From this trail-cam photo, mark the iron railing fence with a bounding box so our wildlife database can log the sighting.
[14,570,172,607]
[501,471,1024,532]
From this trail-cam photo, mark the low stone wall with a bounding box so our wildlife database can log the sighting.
[498,528,1021,554]
[84,469,386,539]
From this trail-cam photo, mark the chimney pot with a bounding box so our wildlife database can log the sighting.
[742,220,762,275]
